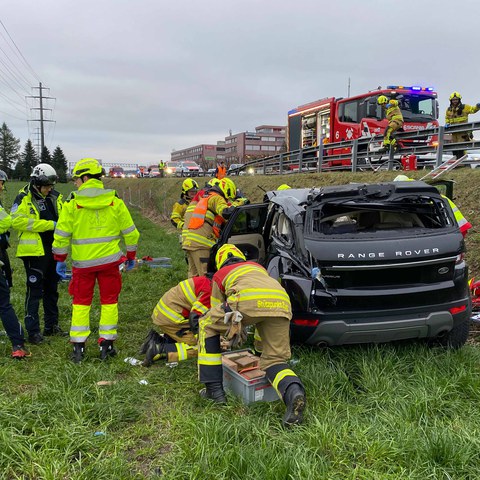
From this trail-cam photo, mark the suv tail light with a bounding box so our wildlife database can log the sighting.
[455,253,465,265]
[449,305,467,315]
[292,318,319,327]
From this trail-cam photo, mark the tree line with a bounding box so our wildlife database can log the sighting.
[0,122,68,182]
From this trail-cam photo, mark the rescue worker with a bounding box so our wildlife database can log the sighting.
[196,244,306,427]
[158,160,167,178]
[11,163,64,344]
[182,177,247,277]
[214,160,227,180]
[445,92,480,159]
[0,170,30,359]
[170,178,199,230]
[393,175,471,236]
[140,275,212,366]
[377,95,404,153]
[52,158,140,363]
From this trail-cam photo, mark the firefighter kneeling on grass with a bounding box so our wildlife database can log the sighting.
[140,275,212,365]
[182,178,247,277]
[197,244,306,427]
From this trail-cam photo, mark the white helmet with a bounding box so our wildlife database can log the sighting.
[0,170,8,182]
[31,163,58,186]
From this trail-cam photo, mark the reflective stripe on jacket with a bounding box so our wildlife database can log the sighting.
[445,104,480,125]
[153,276,211,324]
[12,185,62,257]
[188,192,226,238]
[446,197,472,235]
[52,178,139,269]
[210,261,292,320]
[386,103,404,127]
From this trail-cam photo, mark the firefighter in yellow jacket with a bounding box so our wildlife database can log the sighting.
[140,275,212,365]
[11,163,64,344]
[197,244,306,427]
[445,91,480,158]
[52,158,140,363]
[182,177,247,277]
[170,179,199,230]
[378,95,404,152]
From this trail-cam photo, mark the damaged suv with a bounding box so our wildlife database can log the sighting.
[212,181,471,348]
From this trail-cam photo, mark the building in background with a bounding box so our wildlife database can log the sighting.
[171,143,225,171]
[224,125,286,165]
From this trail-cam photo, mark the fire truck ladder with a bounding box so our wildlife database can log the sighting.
[419,155,468,182]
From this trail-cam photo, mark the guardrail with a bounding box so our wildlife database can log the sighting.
[229,121,480,175]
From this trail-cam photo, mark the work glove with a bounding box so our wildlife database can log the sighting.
[189,311,200,335]
[233,197,250,207]
[125,259,136,271]
[56,261,67,280]
[223,310,247,349]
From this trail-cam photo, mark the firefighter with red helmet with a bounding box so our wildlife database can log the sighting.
[197,244,306,427]
[170,178,199,230]
[53,158,140,363]
[181,178,247,277]
[445,92,480,159]
[377,95,404,152]
[140,275,212,366]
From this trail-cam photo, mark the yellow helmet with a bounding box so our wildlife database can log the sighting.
[377,95,389,105]
[182,178,199,194]
[207,178,221,187]
[277,184,291,190]
[217,177,236,200]
[449,91,462,100]
[215,244,246,270]
[72,158,104,178]
[393,175,413,182]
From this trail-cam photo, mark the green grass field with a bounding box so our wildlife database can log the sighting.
[1,174,480,479]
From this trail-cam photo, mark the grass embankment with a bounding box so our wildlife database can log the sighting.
[0,173,479,479]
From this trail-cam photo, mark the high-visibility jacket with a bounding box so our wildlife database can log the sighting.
[11,185,63,257]
[152,276,211,326]
[0,199,13,285]
[210,261,292,320]
[188,192,226,238]
[446,197,471,236]
[182,193,229,250]
[445,103,480,125]
[386,102,404,127]
[52,178,139,269]
[170,197,189,229]
[215,165,227,179]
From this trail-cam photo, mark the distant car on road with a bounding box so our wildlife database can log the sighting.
[109,167,125,178]
[227,163,245,176]
[148,166,160,177]
[207,168,216,176]
[176,161,201,177]
[165,161,181,176]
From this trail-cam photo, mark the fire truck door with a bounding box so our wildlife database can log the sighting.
[318,110,331,144]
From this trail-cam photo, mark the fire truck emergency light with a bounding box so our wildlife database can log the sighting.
[387,85,435,92]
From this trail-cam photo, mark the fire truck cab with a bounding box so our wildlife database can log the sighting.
[287,85,439,167]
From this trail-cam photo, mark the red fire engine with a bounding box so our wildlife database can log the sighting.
[287,85,439,167]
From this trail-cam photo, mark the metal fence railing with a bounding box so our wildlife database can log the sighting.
[228,121,480,175]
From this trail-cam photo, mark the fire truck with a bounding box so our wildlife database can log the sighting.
[287,85,439,167]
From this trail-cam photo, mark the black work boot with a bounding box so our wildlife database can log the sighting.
[99,339,117,360]
[44,325,68,337]
[199,382,227,404]
[139,329,162,355]
[71,342,85,364]
[142,335,167,367]
[282,383,306,427]
[28,332,44,345]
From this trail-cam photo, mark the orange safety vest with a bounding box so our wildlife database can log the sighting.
[216,165,227,179]
[188,192,226,238]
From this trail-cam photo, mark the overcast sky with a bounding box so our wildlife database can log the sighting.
[1,0,479,167]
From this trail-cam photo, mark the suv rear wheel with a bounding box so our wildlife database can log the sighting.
[428,319,470,349]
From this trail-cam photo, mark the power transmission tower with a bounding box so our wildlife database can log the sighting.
[27,82,55,155]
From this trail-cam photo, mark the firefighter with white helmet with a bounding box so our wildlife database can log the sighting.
[445,91,480,158]
[377,95,404,152]
[197,243,306,427]
[140,275,212,366]
[52,158,140,363]
[181,177,248,277]
[11,163,64,345]
[170,178,199,230]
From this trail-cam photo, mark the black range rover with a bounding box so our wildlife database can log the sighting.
[211,181,471,348]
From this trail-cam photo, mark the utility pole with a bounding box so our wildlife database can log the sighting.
[27,82,55,156]
[347,77,351,97]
